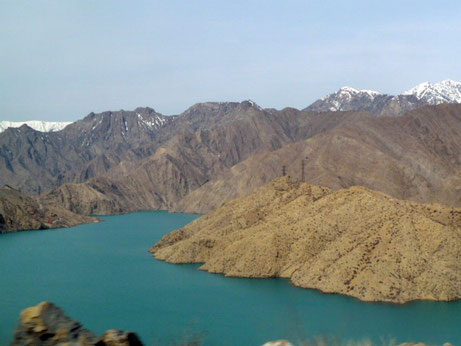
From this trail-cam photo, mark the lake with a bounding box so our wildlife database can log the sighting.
[0,211,459,345]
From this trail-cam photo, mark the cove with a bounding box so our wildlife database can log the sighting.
[0,211,459,345]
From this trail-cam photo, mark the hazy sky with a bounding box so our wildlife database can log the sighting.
[1,0,461,121]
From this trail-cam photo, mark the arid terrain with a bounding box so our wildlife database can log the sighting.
[0,185,97,233]
[152,177,461,303]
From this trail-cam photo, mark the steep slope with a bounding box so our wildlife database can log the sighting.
[305,80,461,116]
[152,177,461,303]
[0,120,72,133]
[0,185,97,233]
[41,108,362,215]
[0,107,170,194]
[175,104,461,213]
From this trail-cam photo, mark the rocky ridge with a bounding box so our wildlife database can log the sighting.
[0,185,97,233]
[152,177,461,303]
[0,120,72,133]
[0,107,170,195]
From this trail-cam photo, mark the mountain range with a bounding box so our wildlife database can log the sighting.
[305,80,461,116]
[0,80,460,219]
[0,121,71,133]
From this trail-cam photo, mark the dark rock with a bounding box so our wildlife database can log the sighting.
[11,301,99,345]
[96,329,144,346]
[11,302,144,346]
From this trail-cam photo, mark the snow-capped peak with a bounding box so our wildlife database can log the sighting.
[403,80,461,104]
[0,120,72,133]
[322,87,382,101]
[339,86,381,95]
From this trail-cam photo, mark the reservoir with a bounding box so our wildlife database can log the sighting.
[0,211,459,345]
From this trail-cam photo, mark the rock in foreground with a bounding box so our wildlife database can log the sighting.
[0,185,98,233]
[12,301,143,345]
[152,177,461,303]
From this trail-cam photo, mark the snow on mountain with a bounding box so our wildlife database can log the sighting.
[305,79,461,116]
[330,86,381,98]
[402,79,461,104]
[0,120,72,133]
[310,86,383,112]
[136,112,167,130]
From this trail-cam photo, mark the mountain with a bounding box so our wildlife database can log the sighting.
[40,104,461,216]
[403,79,461,104]
[151,177,461,303]
[0,107,171,194]
[174,104,461,214]
[2,98,461,219]
[40,105,357,215]
[1,102,282,195]
[0,120,72,133]
[305,80,461,116]
[0,185,97,233]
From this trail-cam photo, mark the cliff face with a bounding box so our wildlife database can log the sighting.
[0,185,97,233]
[152,177,461,303]
[12,302,143,345]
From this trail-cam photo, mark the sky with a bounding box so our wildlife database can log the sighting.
[1,0,461,121]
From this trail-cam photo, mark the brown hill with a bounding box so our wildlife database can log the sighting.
[0,185,97,233]
[151,177,461,303]
[174,104,461,214]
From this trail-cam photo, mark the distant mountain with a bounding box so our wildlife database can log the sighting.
[403,80,461,104]
[0,120,72,133]
[305,80,461,116]
[2,97,461,218]
[40,106,357,215]
[174,104,461,213]
[0,107,171,194]
[41,104,461,217]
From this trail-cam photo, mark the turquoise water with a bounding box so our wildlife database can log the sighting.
[0,211,459,346]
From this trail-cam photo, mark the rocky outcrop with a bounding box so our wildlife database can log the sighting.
[0,185,98,233]
[11,302,143,346]
[12,302,99,345]
[152,177,461,303]
[262,341,293,346]
[99,330,143,346]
